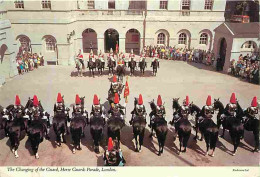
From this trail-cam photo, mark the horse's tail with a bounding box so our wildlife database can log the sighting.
[90,127,103,146]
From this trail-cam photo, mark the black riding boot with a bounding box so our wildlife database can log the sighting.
[129,114,134,125]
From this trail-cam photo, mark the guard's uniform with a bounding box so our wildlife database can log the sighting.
[221,93,237,120]
[151,52,160,68]
[108,93,125,120]
[77,50,84,68]
[72,94,88,120]
[197,95,214,126]
[89,51,95,62]
[244,96,258,120]
[90,94,106,124]
[149,95,166,127]
[130,94,146,125]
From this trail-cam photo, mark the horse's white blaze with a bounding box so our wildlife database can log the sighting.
[14,150,19,158]
[35,153,39,159]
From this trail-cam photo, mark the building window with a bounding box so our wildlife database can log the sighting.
[42,0,51,9]
[204,0,213,10]
[14,0,24,8]
[88,0,95,9]
[178,33,187,44]
[182,0,190,10]
[108,0,115,9]
[199,33,208,44]
[157,33,165,45]
[160,0,168,9]
[242,41,255,49]
[46,37,56,51]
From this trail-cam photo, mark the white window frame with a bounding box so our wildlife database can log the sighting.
[204,0,213,10]
[157,33,165,45]
[178,33,187,44]
[182,0,190,10]
[14,0,24,9]
[199,33,208,45]
[160,0,168,10]
[46,37,56,52]
[42,0,51,9]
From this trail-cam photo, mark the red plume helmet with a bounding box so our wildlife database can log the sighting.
[206,95,212,106]
[251,96,257,107]
[93,94,99,105]
[75,94,81,105]
[157,95,162,106]
[107,137,114,151]
[15,95,21,106]
[230,93,236,104]
[57,93,63,103]
[138,94,143,105]
[113,75,117,83]
[114,93,119,104]
[33,95,39,107]
[185,96,189,106]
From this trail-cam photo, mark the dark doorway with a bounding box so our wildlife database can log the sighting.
[218,38,227,71]
[104,29,119,53]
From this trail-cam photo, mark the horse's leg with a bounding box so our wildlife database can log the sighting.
[200,132,204,141]
[149,127,153,138]
[221,126,225,138]
[194,126,198,140]
[134,133,138,152]
[179,135,182,154]
[139,130,144,152]
[62,132,66,144]
[205,135,209,156]
[217,114,221,129]
[253,131,259,152]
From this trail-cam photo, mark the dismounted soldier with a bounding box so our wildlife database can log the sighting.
[77,49,84,68]
[31,95,50,139]
[90,94,106,123]
[222,93,237,119]
[129,94,147,125]
[244,96,258,119]
[108,93,125,119]
[89,49,95,62]
[103,137,126,166]
[149,95,166,127]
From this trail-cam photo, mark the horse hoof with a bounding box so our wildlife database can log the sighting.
[158,153,161,156]
[135,148,139,152]
[139,149,142,153]
[210,153,215,157]
[78,147,82,151]
[15,155,19,158]
[35,154,39,159]
[72,149,76,154]
[232,153,236,156]
[205,152,208,156]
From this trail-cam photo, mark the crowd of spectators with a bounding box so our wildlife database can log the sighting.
[16,47,44,75]
[143,45,215,65]
[228,53,259,84]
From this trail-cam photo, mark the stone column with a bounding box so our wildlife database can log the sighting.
[119,37,125,53]
[97,37,104,53]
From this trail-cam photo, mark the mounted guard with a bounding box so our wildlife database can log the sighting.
[108,93,126,120]
[129,94,147,125]
[90,94,106,124]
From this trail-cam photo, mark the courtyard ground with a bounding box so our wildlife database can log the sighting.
[0,58,259,166]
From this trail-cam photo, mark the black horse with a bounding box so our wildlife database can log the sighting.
[149,101,168,156]
[27,116,47,159]
[213,99,244,156]
[151,60,159,76]
[107,57,116,76]
[116,65,125,82]
[139,58,147,76]
[213,98,225,129]
[52,112,68,147]
[25,97,44,121]
[132,114,146,152]
[237,102,259,152]
[89,113,105,153]
[128,59,136,76]
[88,59,96,77]
[107,115,125,149]
[95,59,104,75]
[70,113,87,154]
[6,116,28,158]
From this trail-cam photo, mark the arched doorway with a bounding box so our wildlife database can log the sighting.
[218,38,227,71]
[16,35,31,55]
[0,44,11,79]
[155,29,170,47]
[42,35,58,65]
[104,29,119,53]
[125,29,140,54]
[82,28,98,54]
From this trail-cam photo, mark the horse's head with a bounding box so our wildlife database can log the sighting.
[80,96,85,107]
[134,97,138,106]
[172,98,180,110]
[213,98,223,110]
[189,101,200,115]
